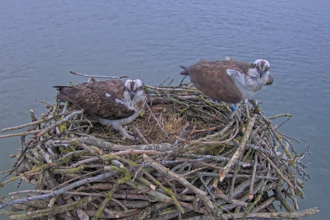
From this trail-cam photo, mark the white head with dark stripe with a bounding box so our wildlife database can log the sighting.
[249,59,270,77]
[123,79,144,102]
[246,59,271,90]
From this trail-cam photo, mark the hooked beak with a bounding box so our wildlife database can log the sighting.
[258,70,266,78]
[130,91,136,100]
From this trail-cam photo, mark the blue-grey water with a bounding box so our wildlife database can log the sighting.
[1,1,329,219]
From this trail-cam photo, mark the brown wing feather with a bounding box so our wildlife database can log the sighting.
[188,60,246,104]
[226,60,252,74]
[56,80,135,120]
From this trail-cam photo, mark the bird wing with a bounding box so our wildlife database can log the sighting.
[188,60,244,104]
[66,80,135,120]
[226,69,247,86]
[226,68,256,100]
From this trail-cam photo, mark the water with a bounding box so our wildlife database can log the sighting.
[1,1,329,219]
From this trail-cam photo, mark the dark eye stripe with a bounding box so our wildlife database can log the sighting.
[133,87,142,92]
[130,81,134,90]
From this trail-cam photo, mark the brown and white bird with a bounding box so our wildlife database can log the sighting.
[54,79,146,139]
[180,58,273,110]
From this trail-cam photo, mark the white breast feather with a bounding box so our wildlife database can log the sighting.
[99,90,146,126]
[227,69,255,99]
[246,68,269,91]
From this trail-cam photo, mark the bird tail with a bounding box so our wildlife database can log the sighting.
[53,86,71,101]
[179,66,190,76]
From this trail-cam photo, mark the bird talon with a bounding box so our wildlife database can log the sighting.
[121,133,135,140]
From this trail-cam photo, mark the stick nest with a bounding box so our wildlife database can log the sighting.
[0,79,317,220]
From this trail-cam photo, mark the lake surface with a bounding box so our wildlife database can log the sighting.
[1,1,329,219]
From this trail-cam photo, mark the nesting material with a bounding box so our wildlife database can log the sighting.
[0,78,317,220]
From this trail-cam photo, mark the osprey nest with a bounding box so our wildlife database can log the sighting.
[0,74,317,220]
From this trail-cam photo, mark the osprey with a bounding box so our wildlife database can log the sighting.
[180,58,273,110]
[53,79,146,140]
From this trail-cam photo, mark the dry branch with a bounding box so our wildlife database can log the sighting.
[219,114,257,181]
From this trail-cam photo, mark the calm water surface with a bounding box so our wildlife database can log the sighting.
[1,1,330,219]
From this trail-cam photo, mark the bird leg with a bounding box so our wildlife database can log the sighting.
[230,110,240,119]
[99,119,135,140]
[229,104,242,119]
[117,126,134,140]
[110,120,135,140]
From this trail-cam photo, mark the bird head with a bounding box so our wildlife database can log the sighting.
[246,59,271,91]
[124,79,144,101]
[252,59,270,78]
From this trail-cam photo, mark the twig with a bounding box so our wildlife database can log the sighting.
[29,109,37,122]
[177,153,250,167]
[176,124,238,146]
[0,171,117,209]
[145,85,200,93]
[14,115,61,132]
[70,71,128,79]
[268,113,292,120]
[219,114,257,181]
[179,75,187,86]
[37,110,83,136]
[263,154,294,189]
[132,162,145,182]
[145,103,172,141]
[143,171,184,214]
[189,119,236,143]
[158,77,171,87]
[93,168,130,220]
[135,127,149,144]
[228,163,240,202]
[174,121,189,147]
[5,196,91,219]
[251,195,276,213]
[189,125,222,134]
[143,154,219,216]
[275,129,301,143]
[0,168,15,175]
[276,117,291,129]
[0,130,40,139]
[167,78,174,87]
[176,207,318,219]
[213,188,248,208]
[273,187,299,219]
[248,153,258,200]
[112,149,157,156]
[35,99,52,106]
